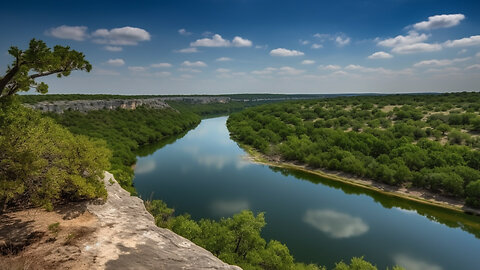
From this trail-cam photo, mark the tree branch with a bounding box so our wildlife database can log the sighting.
[29,69,65,79]
[0,65,20,96]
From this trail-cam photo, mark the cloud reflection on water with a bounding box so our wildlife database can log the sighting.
[393,254,443,270]
[211,199,250,216]
[303,209,369,238]
[134,159,156,174]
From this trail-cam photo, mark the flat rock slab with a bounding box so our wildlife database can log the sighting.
[84,172,241,270]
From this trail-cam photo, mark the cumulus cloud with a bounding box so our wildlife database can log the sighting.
[191,34,252,47]
[232,36,253,47]
[444,35,480,48]
[104,46,123,52]
[465,64,480,70]
[178,28,191,36]
[344,64,412,75]
[46,25,88,41]
[181,60,207,67]
[93,69,120,76]
[216,57,232,62]
[368,51,393,59]
[302,60,315,65]
[392,43,442,54]
[413,14,465,30]
[335,36,350,46]
[150,62,172,68]
[311,43,323,49]
[377,31,429,48]
[106,58,125,66]
[216,68,231,73]
[270,48,304,56]
[92,26,151,45]
[128,66,147,72]
[300,39,310,45]
[178,68,202,73]
[413,57,470,67]
[319,65,341,71]
[251,67,277,75]
[303,209,369,238]
[154,71,171,77]
[278,66,305,75]
[477,52,480,57]
[176,47,199,53]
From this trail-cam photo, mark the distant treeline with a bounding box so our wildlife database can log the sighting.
[227,92,480,207]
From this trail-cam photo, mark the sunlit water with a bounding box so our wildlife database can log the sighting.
[133,116,480,270]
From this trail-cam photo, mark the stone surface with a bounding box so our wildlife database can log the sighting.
[84,172,241,270]
[24,96,231,113]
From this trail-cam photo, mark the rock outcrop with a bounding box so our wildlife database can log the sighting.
[24,96,231,113]
[84,172,241,270]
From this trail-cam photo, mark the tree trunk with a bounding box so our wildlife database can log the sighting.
[0,65,19,97]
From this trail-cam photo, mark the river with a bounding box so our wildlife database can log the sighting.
[133,116,480,270]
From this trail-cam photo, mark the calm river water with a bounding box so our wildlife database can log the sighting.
[133,116,480,270]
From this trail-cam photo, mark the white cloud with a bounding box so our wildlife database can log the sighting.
[106,58,125,66]
[378,31,429,48]
[392,43,442,54]
[270,48,305,57]
[413,57,470,67]
[216,68,231,73]
[368,51,393,59]
[154,71,171,77]
[178,28,191,36]
[178,68,202,73]
[104,46,123,52]
[232,36,252,47]
[393,254,443,270]
[311,43,323,49]
[425,67,461,73]
[313,33,330,40]
[150,62,172,68]
[46,25,88,41]
[335,36,350,46]
[181,74,193,79]
[465,64,480,70]
[191,34,252,47]
[216,57,232,62]
[319,65,341,71]
[344,64,413,75]
[458,49,467,54]
[176,47,199,53]
[303,209,369,238]
[92,26,151,45]
[190,34,230,47]
[444,35,480,48]
[181,61,207,67]
[300,39,310,45]
[413,14,465,30]
[278,66,305,75]
[477,52,480,57]
[251,67,277,75]
[302,60,315,65]
[128,66,147,72]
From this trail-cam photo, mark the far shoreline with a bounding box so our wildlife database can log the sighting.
[238,143,480,217]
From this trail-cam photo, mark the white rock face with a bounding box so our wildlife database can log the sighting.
[85,172,241,270]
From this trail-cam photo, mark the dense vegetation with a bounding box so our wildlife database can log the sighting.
[0,99,110,211]
[227,92,480,207]
[146,199,403,270]
[47,106,200,193]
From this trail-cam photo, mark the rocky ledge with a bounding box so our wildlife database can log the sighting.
[24,96,231,113]
[84,172,241,270]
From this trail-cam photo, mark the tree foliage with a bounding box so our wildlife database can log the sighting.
[0,39,91,99]
[227,92,480,207]
[0,99,109,211]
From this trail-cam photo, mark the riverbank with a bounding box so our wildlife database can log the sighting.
[239,143,480,216]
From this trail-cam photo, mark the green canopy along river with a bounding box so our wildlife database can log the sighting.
[133,116,480,270]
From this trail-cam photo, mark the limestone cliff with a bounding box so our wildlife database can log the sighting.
[24,96,231,113]
[84,172,241,270]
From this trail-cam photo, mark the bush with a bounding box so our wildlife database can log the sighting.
[0,99,110,211]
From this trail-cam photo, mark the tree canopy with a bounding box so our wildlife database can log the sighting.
[0,39,91,99]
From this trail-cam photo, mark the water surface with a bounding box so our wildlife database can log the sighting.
[134,116,480,270]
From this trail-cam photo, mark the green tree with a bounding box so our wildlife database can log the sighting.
[0,39,91,99]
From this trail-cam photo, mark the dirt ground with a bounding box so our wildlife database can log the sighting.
[0,202,98,270]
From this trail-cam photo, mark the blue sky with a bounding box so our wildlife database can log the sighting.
[1,0,480,94]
